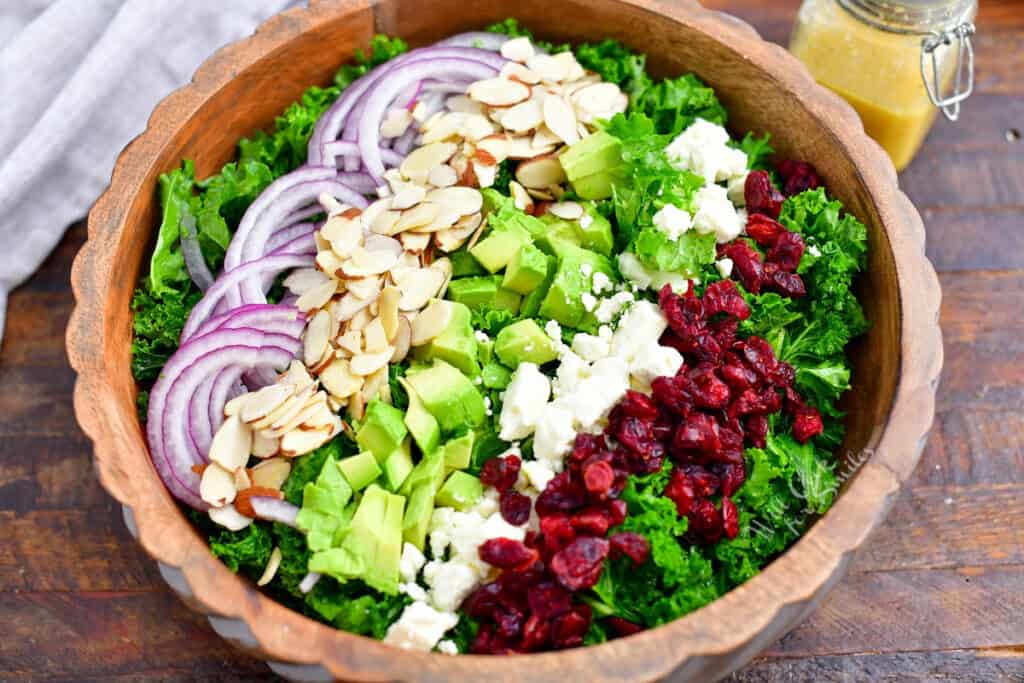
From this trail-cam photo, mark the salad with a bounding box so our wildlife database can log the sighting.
[132,20,868,655]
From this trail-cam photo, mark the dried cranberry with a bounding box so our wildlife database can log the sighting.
[582,460,615,495]
[520,614,551,652]
[527,581,573,620]
[551,607,592,649]
[744,170,785,218]
[702,280,751,320]
[500,490,532,526]
[777,159,821,196]
[685,465,721,497]
[618,390,660,421]
[746,213,786,246]
[535,472,586,516]
[494,605,525,639]
[607,617,643,638]
[616,416,659,454]
[659,284,704,337]
[570,433,605,465]
[571,507,611,536]
[719,462,747,497]
[672,412,721,455]
[729,387,782,418]
[608,499,628,526]
[470,624,496,654]
[664,468,696,516]
[539,514,577,555]
[745,414,769,448]
[764,264,806,297]
[689,365,731,409]
[709,317,739,348]
[723,241,765,294]
[610,532,651,566]
[793,405,825,443]
[479,538,538,570]
[721,497,740,539]
[463,582,502,619]
[767,230,805,272]
[549,537,610,591]
[741,337,779,382]
[480,454,521,492]
[688,498,724,543]
[721,359,758,391]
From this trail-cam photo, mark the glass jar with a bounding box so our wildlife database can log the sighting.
[790,0,977,171]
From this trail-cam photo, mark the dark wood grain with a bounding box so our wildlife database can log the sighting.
[1,0,1020,681]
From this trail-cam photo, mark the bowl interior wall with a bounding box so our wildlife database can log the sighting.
[112,0,899,561]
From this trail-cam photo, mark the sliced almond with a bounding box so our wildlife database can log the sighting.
[361,366,389,404]
[397,267,447,310]
[208,504,252,531]
[510,181,534,212]
[378,286,401,341]
[396,202,441,233]
[327,395,347,412]
[572,82,627,122]
[468,78,531,107]
[427,164,458,188]
[532,125,562,150]
[476,135,510,164]
[200,462,237,507]
[348,391,366,421]
[473,159,498,189]
[554,51,585,81]
[240,384,296,425]
[252,430,280,458]
[349,307,374,332]
[250,457,292,490]
[331,290,375,323]
[425,187,484,217]
[411,300,453,346]
[233,467,252,491]
[501,99,544,133]
[370,209,402,235]
[422,112,465,144]
[321,215,363,258]
[259,384,316,431]
[380,107,413,138]
[258,547,284,587]
[302,310,333,368]
[350,349,393,376]
[235,486,283,518]
[414,206,461,233]
[295,278,337,313]
[223,393,252,418]
[346,276,382,301]
[446,94,485,115]
[363,234,404,258]
[301,401,339,429]
[279,360,314,389]
[264,398,324,438]
[339,246,400,278]
[506,135,554,160]
[283,268,330,296]
[500,36,535,62]
[543,93,580,145]
[320,357,364,399]
[527,187,556,201]
[281,425,334,458]
[400,142,458,184]
[208,414,253,472]
[315,250,345,280]
[516,154,568,189]
[434,221,476,252]
[549,201,584,220]
[390,184,427,211]
[391,316,412,363]
[363,318,389,353]
[400,231,432,254]
[309,342,337,375]
[462,114,497,143]
[526,54,570,82]
[500,62,541,85]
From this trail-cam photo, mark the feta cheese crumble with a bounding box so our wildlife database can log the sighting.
[383,602,459,651]
[652,203,694,241]
[693,184,744,244]
[665,118,748,184]
[498,362,551,441]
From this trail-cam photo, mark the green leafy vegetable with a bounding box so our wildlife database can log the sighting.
[574,39,650,98]
[737,132,775,171]
[632,228,716,274]
[485,18,568,53]
[630,73,728,136]
[305,576,410,638]
[130,285,200,381]
[334,35,410,90]
[149,161,199,295]
[281,435,357,505]
[210,522,274,574]
[449,614,481,653]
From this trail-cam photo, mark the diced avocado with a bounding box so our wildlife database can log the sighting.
[571,171,616,201]
[400,451,446,497]
[400,379,440,456]
[296,457,353,552]
[561,131,623,179]
[402,484,435,550]
[451,249,487,277]
[478,338,494,364]
[435,471,483,511]
[502,243,550,295]
[412,300,479,376]
[577,206,614,256]
[494,319,559,366]
[470,226,532,273]
[481,188,510,217]
[484,189,546,240]
[494,285,522,314]
[310,484,405,595]
[482,361,512,389]
[539,244,615,329]
[442,431,475,471]
[520,254,557,318]
[382,440,415,492]
[405,360,486,434]
[356,400,408,463]
[337,451,382,491]
[534,219,581,256]
[448,276,498,309]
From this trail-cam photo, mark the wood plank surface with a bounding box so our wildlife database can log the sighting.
[1,0,1021,680]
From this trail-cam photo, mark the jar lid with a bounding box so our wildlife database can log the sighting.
[840,0,975,33]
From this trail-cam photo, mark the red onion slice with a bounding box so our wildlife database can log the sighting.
[322,141,403,168]
[180,214,214,291]
[250,497,300,528]
[264,222,318,256]
[299,572,322,594]
[436,32,510,50]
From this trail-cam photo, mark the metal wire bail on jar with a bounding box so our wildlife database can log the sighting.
[921,21,976,121]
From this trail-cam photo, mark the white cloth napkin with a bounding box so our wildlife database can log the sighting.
[0,0,297,342]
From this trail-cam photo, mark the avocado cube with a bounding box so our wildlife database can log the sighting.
[561,131,623,182]
[470,225,532,273]
[435,471,484,511]
[481,361,512,389]
[539,244,615,329]
[400,379,441,456]
[400,451,447,497]
[534,219,581,256]
[296,457,354,552]
[577,206,614,256]
[503,243,550,295]
[571,171,616,201]
[520,254,557,318]
[402,484,435,550]
[447,276,498,309]
[451,249,487,277]
[405,360,486,434]
[356,400,409,463]
[337,451,382,491]
[412,300,479,376]
[442,431,475,471]
[494,319,559,367]
[478,338,494,364]
[494,285,522,314]
[382,440,415,492]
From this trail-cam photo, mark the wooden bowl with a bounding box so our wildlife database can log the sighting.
[67,0,943,680]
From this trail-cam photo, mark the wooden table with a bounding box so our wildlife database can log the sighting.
[2,1,1021,680]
